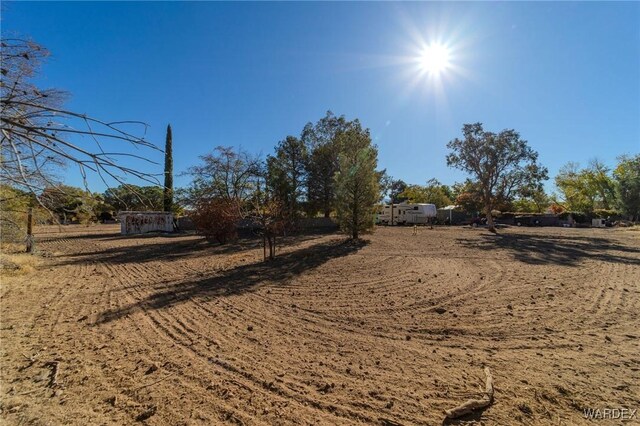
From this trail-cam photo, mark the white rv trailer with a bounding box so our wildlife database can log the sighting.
[376,202,437,225]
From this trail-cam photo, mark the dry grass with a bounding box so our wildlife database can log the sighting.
[0,252,40,275]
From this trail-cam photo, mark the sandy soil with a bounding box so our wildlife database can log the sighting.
[1,225,639,425]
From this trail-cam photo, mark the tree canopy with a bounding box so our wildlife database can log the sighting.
[555,160,616,213]
[266,135,307,220]
[613,154,640,221]
[334,127,379,239]
[446,123,548,231]
[302,111,361,217]
[399,178,453,207]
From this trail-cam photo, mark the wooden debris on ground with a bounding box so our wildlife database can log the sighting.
[444,367,494,419]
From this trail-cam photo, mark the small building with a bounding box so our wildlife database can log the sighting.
[437,205,470,225]
[118,211,173,235]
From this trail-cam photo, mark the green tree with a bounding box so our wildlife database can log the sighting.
[555,162,591,212]
[613,154,640,221]
[103,184,163,211]
[389,179,408,204]
[376,169,392,203]
[163,124,173,212]
[302,111,359,217]
[513,187,550,213]
[555,160,615,213]
[266,136,307,220]
[446,123,548,232]
[451,180,484,213]
[334,127,379,239]
[399,179,452,207]
[40,185,100,224]
[585,159,616,210]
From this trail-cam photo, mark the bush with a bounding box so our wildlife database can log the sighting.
[190,198,241,244]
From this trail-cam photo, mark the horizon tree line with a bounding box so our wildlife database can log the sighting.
[2,36,639,251]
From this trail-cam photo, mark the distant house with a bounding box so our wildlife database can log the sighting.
[118,211,173,235]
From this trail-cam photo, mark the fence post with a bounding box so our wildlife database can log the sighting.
[26,207,34,253]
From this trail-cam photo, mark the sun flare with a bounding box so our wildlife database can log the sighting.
[419,43,451,76]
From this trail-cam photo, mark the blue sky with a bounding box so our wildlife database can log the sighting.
[3,1,639,194]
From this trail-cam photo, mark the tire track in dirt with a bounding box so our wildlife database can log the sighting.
[4,225,639,425]
[111,268,378,423]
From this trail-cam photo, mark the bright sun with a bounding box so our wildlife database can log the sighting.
[419,43,451,76]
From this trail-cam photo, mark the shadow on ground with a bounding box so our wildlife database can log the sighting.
[55,232,329,265]
[441,408,488,425]
[95,238,369,324]
[456,231,640,266]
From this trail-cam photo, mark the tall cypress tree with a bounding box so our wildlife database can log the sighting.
[163,124,173,212]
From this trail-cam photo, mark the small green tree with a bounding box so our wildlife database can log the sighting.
[613,154,640,221]
[446,123,547,232]
[334,128,379,239]
[163,124,173,212]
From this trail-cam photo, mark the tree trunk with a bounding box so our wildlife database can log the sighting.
[352,192,358,240]
[486,210,496,233]
[266,234,275,260]
[272,234,276,259]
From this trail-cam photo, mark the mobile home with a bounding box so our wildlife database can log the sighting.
[376,202,437,225]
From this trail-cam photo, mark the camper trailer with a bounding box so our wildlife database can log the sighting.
[376,202,437,225]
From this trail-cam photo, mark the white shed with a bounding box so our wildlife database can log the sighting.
[118,211,173,235]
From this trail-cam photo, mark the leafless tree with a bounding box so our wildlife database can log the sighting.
[1,38,161,198]
[250,180,286,261]
[1,38,161,245]
[183,146,262,206]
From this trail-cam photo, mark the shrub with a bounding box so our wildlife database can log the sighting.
[190,198,241,244]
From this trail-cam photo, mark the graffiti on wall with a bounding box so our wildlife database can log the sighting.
[120,212,173,235]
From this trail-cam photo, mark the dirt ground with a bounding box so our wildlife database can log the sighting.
[1,224,639,425]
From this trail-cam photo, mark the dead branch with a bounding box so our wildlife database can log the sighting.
[444,367,494,419]
[18,352,38,371]
[132,373,174,392]
[1,37,162,206]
